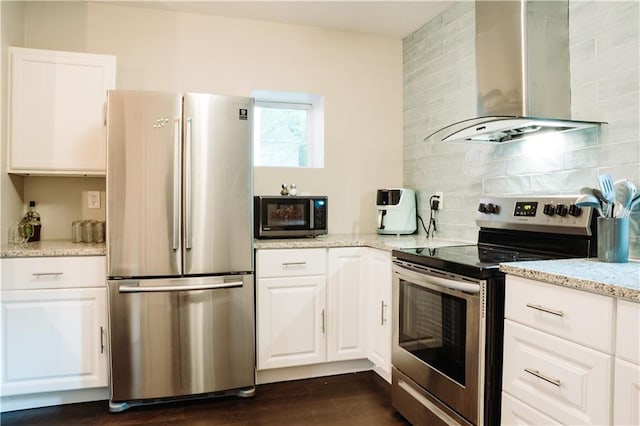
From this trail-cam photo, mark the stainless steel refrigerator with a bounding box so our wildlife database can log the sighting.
[105,90,255,412]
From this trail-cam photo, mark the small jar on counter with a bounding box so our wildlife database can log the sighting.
[81,220,94,243]
[72,220,83,243]
[93,221,105,243]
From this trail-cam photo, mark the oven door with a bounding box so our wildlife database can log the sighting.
[392,260,486,425]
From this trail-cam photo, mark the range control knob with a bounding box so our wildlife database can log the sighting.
[543,203,555,216]
[478,203,487,213]
[485,203,499,214]
[555,204,568,217]
[569,204,582,217]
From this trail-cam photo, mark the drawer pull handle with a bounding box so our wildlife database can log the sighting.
[524,368,561,387]
[32,272,64,277]
[100,326,105,354]
[526,303,564,317]
[321,309,325,334]
[381,300,387,325]
[281,262,307,268]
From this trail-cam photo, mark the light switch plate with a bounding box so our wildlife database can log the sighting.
[88,191,100,209]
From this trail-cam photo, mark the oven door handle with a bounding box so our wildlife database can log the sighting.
[394,265,480,294]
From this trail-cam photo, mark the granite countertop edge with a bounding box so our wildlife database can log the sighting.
[1,234,468,258]
[0,240,106,258]
[500,259,640,303]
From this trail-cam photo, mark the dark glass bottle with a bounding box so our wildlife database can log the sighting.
[21,201,42,242]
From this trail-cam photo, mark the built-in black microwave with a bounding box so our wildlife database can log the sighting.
[254,196,328,239]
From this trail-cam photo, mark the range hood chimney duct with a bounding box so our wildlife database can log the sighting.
[425,0,604,144]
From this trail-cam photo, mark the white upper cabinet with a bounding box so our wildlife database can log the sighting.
[8,47,116,176]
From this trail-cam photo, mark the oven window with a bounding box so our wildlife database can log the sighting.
[264,200,309,229]
[399,280,467,386]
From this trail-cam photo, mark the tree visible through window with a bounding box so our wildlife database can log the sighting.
[252,90,324,168]
[254,101,311,167]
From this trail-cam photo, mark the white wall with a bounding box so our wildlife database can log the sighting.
[403,1,640,258]
[0,1,403,240]
[0,1,26,242]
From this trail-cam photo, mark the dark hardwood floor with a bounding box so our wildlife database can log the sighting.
[1,372,409,425]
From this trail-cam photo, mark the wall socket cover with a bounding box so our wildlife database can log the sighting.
[88,191,100,209]
[435,192,443,209]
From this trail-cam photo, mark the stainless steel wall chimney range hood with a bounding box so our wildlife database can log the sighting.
[425,0,604,144]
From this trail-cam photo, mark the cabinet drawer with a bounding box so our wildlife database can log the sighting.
[257,249,326,278]
[505,275,614,353]
[501,392,560,425]
[1,257,106,290]
[503,320,612,425]
[616,299,640,365]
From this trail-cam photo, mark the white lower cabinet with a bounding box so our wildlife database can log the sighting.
[614,299,640,425]
[327,247,368,362]
[614,358,640,426]
[257,248,328,370]
[257,274,327,369]
[503,274,640,426]
[502,320,612,425]
[0,287,107,396]
[501,392,560,425]
[366,248,392,382]
[256,247,392,381]
[0,256,108,410]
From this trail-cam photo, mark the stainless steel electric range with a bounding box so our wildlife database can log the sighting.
[390,196,597,426]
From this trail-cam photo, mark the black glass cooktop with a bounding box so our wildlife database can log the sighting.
[393,244,564,280]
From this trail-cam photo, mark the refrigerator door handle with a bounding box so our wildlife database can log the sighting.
[184,117,193,250]
[119,281,243,293]
[172,118,181,251]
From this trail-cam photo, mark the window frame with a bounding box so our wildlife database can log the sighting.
[252,90,324,169]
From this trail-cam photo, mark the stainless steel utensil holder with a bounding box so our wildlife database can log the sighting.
[597,217,629,263]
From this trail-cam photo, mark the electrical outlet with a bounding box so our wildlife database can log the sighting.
[435,192,443,209]
[88,191,100,209]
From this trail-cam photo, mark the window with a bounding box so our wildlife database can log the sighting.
[252,90,324,168]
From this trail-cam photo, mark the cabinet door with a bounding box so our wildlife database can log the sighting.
[367,248,392,382]
[0,288,107,396]
[257,275,326,370]
[503,320,612,425]
[9,47,116,175]
[614,358,640,426]
[327,248,367,362]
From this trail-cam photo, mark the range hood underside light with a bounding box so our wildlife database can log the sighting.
[425,116,602,144]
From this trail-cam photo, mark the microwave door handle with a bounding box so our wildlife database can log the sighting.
[310,199,314,228]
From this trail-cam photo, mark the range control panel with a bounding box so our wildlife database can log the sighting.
[476,196,593,235]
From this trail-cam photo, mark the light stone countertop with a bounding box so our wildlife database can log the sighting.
[253,233,471,251]
[500,258,640,302]
[0,240,106,258]
[1,234,468,259]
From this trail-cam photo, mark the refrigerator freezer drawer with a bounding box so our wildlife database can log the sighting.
[107,275,255,405]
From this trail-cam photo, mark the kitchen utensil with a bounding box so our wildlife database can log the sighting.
[614,179,636,217]
[598,174,615,216]
[587,188,608,215]
[622,192,640,218]
[575,194,604,217]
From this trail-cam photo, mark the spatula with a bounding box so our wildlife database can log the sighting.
[598,174,615,217]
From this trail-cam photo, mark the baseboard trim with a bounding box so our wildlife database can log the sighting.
[256,359,374,385]
[1,387,109,412]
